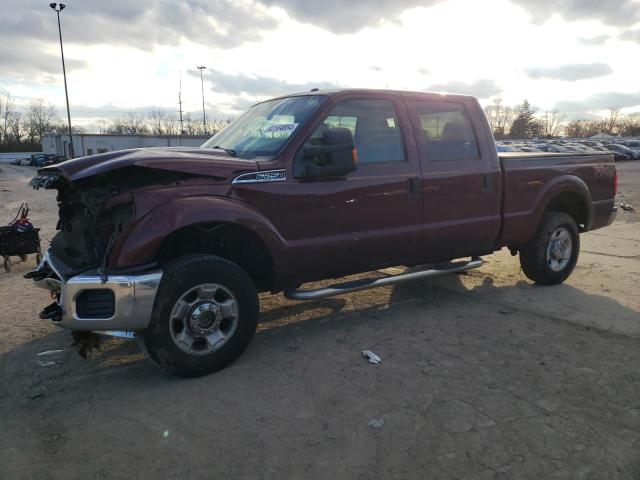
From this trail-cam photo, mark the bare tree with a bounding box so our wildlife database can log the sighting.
[604,107,622,135]
[483,98,514,138]
[7,111,24,144]
[540,110,565,138]
[149,110,167,135]
[24,99,60,143]
[105,113,149,135]
[0,89,15,145]
[621,113,640,137]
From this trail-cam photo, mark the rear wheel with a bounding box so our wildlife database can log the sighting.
[519,212,579,285]
[140,254,259,377]
[3,258,10,273]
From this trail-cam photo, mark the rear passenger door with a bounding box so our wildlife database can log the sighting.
[405,96,501,261]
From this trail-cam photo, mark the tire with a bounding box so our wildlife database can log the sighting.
[20,254,27,262]
[4,258,11,273]
[519,212,579,285]
[139,254,259,377]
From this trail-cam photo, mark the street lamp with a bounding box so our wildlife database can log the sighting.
[197,65,207,134]
[49,3,74,158]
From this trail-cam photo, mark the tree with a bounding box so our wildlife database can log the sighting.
[24,99,60,143]
[509,100,542,138]
[0,89,15,145]
[104,113,149,135]
[484,97,514,138]
[603,107,622,135]
[621,113,640,137]
[540,110,565,138]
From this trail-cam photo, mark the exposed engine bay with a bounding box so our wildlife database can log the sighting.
[30,166,203,273]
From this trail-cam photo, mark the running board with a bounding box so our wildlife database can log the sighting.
[284,257,483,301]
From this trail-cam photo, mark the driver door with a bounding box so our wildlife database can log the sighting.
[263,94,424,284]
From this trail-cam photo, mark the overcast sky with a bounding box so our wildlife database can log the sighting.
[1,0,639,127]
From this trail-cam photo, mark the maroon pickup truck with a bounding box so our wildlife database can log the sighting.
[29,89,617,376]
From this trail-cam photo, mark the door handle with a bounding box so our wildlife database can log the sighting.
[483,173,493,192]
[407,177,421,200]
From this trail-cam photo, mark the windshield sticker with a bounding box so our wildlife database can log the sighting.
[263,123,298,134]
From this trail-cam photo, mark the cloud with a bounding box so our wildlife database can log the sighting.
[194,69,339,98]
[261,0,441,33]
[370,65,383,72]
[0,40,87,80]
[524,63,612,81]
[554,92,640,112]
[0,0,278,80]
[510,0,640,28]
[619,29,640,44]
[424,79,501,98]
[261,0,640,33]
[577,35,610,46]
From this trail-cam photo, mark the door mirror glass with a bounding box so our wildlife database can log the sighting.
[299,127,357,178]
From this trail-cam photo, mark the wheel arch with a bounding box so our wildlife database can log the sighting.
[109,196,287,291]
[535,175,594,232]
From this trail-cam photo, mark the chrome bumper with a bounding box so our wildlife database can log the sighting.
[33,251,162,331]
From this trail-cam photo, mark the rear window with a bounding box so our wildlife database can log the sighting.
[413,101,480,161]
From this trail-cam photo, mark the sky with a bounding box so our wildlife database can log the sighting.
[1,0,639,129]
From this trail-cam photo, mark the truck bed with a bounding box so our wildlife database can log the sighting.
[497,152,616,247]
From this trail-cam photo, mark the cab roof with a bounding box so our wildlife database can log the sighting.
[255,88,476,106]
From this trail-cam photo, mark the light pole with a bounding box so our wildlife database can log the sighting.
[49,3,74,158]
[197,65,207,134]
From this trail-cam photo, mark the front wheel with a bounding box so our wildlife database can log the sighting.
[139,254,259,377]
[519,212,580,285]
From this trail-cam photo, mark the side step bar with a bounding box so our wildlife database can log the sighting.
[284,257,483,301]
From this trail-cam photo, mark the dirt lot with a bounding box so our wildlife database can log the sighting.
[1,162,639,480]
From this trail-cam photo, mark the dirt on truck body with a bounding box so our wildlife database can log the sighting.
[27,88,617,377]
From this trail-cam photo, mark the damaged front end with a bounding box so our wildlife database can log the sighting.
[26,147,258,333]
[25,166,197,330]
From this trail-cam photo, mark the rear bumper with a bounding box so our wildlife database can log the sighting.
[590,199,617,230]
[32,251,162,331]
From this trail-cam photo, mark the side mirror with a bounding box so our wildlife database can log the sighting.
[301,128,357,178]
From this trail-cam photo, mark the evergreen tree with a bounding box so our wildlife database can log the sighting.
[509,100,542,138]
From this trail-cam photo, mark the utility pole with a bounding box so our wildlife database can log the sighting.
[197,65,207,134]
[178,71,184,136]
[49,3,74,158]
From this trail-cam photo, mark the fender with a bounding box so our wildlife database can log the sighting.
[500,174,593,246]
[534,174,594,226]
[109,195,288,278]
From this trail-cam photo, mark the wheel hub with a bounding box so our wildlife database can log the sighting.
[187,302,221,336]
[546,227,572,271]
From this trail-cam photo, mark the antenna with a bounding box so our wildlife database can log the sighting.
[178,71,185,135]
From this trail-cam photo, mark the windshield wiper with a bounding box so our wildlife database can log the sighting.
[212,145,236,157]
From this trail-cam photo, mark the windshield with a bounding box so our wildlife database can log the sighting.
[201,95,326,157]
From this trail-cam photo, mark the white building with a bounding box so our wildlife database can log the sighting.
[42,134,211,159]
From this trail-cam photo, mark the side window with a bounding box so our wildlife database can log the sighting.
[413,101,479,161]
[306,99,405,164]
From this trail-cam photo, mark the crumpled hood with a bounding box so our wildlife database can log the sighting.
[40,147,258,182]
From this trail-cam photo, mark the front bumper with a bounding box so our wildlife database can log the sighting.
[31,251,162,331]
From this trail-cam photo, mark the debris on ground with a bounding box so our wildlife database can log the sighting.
[36,349,64,368]
[498,307,517,314]
[362,350,382,364]
[620,202,634,211]
[71,331,102,358]
[367,418,385,429]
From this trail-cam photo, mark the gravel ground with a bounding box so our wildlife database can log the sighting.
[1,162,639,480]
